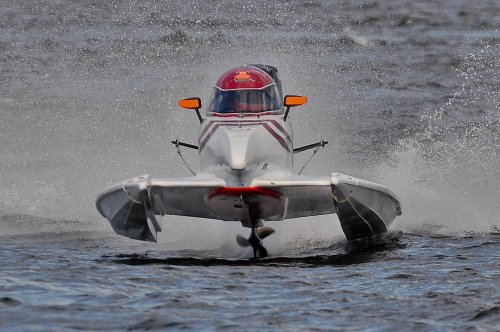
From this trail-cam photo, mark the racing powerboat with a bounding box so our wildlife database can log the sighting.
[96,64,402,258]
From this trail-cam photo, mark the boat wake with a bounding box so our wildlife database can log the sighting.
[101,231,403,266]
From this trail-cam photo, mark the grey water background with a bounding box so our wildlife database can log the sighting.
[0,0,499,330]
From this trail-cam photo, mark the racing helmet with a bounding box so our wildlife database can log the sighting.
[208,66,282,114]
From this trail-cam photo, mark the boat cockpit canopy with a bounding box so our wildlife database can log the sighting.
[207,85,282,114]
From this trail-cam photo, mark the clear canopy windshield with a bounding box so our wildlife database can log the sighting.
[208,85,282,114]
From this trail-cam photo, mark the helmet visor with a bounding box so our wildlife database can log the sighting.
[208,85,281,114]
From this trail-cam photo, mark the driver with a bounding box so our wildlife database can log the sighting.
[208,66,282,114]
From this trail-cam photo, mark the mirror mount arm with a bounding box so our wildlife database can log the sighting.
[283,106,291,122]
[194,108,202,123]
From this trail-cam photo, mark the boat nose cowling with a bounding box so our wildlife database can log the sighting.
[199,119,292,174]
[221,127,253,170]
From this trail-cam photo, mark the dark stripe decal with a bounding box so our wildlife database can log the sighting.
[261,123,290,152]
[199,121,214,140]
[199,123,222,151]
[269,120,292,143]
[198,120,291,152]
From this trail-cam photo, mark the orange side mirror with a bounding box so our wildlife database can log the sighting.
[178,97,201,110]
[284,95,307,108]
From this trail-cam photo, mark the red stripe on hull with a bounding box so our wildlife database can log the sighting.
[208,186,282,200]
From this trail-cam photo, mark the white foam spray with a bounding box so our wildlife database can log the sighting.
[371,47,499,236]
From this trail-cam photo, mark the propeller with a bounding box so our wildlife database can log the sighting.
[236,226,275,258]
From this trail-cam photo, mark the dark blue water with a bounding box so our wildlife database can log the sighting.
[1,0,499,330]
[1,223,499,330]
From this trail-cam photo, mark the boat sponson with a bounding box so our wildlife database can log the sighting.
[96,175,158,242]
[330,173,401,240]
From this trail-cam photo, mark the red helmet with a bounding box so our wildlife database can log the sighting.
[215,66,276,90]
[209,66,281,114]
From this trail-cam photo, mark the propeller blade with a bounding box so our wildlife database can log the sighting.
[236,234,250,247]
[255,244,268,259]
[257,226,275,240]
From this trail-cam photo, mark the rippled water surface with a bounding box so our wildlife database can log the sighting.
[1,0,499,330]
[1,227,499,330]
